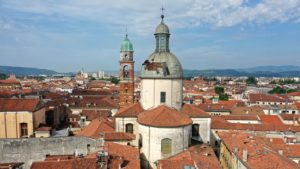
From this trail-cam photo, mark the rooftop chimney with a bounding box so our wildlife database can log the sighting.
[278,150,283,156]
[75,148,79,157]
[242,150,248,162]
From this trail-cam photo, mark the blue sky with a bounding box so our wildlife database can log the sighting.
[0,0,300,72]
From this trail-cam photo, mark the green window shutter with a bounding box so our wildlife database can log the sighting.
[161,138,172,154]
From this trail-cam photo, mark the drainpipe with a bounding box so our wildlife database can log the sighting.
[122,117,124,132]
[182,126,184,151]
[4,112,7,138]
[148,126,151,169]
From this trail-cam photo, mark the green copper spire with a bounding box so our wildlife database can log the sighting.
[120,33,134,52]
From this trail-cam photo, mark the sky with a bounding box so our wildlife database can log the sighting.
[0,0,300,73]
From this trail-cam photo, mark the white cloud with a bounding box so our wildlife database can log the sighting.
[0,0,300,35]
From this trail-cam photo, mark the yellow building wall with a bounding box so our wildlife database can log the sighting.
[0,113,6,138]
[0,111,34,138]
[33,108,46,128]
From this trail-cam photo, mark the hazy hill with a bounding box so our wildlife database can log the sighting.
[0,66,58,76]
[184,65,300,77]
[238,65,300,72]
[1,65,299,77]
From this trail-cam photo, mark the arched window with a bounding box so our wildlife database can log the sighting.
[125,123,133,133]
[123,65,130,79]
[192,124,200,137]
[139,134,143,148]
[161,138,172,155]
[20,123,28,137]
[87,144,91,154]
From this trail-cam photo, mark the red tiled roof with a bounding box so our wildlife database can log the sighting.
[197,103,233,112]
[72,89,113,96]
[81,110,110,121]
[218,131,298,169]
[211,116,300,132]
[249,93,290,103]
[280,114,300,121]
[0,98,40,112]
[181,104,210,118]
[157,144,222,169]
[137,105,192,127]
[0,78,20,84]
[259,115,284,125]
[221,115,258,121]
[103,132,135,141]
[295,102,300,111]
[114,102,144,117]
[104,142,140,169]
[287,92,300,97]
[31,156,97,169]
[68,96,119,109]
[77,118,115,139]
[231,106,265,115]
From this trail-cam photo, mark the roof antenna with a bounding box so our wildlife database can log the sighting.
[125,25,128,38]
[161,6,165,20]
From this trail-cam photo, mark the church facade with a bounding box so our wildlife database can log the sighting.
[115,13,211,169]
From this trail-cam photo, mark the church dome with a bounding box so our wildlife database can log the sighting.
[120,36,133,52]
[140,14,183,79]
[140,52,183,79]
[155,22,169,34]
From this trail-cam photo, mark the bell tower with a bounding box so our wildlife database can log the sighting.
[119,33,135,108]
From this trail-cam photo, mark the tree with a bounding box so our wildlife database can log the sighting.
[214,86,224,95]
[219,93,229,101]
[110,77,120,85]
[246,76,257,85]
[0,73,7,80]
[268,86,297,94]
[214,86,229,100]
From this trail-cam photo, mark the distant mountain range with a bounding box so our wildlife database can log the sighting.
[0,65,300,77]
[0,66,58,76]
[184,65,300,77]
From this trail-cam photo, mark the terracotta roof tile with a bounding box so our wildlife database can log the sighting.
[231,106,265,115]
[0,98,41,112]
[137,105,192,127]
[81,110,110,121]
[31,156,97,169]
[212,116,300,132]
[197,103,233,112]
[249,93,290,103]
[221,115,258,121]
[218,131,298,169]
[259,115,284,125]
[181,104,210,118]
[77,118,115,139]
[104,142,140,169]
[157,144,222,169]
[114,102,144,117]
[103,132,135,141]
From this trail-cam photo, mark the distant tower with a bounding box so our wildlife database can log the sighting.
[119,33,135,108]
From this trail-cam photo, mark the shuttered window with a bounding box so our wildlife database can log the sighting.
[20,123,28,137]
[125,123,133,133]
[161,138,172,155]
